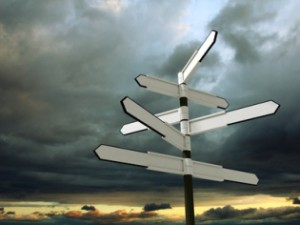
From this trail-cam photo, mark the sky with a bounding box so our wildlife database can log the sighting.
[0,0,300,224]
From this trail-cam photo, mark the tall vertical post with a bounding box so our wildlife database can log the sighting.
[178,73,195,225]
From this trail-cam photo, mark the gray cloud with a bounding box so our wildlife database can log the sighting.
[293,198,300,205]
[197,205,300,221]
[184,0,300,198]
[287,197,300,205]
[143,203,172,212]
[208,1,278,64]
[0,0,300,208]
[0,0,191,200]
[81,205,96,211]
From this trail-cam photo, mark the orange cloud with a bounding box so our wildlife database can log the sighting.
[0,208,64,222]
[0,206,158,224]
[63,208,158,223]
[0,211,49,221]
[64,210,83,218]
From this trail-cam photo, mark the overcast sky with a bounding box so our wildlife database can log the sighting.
[1,0,300,224]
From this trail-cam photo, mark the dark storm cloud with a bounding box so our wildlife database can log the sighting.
[0,0,191,200]
[209,0,277,64]
[293,198,300,205]
[287,197,300,205]
[81,205,96,211]
[197,205,300,221]
[0,1,70,29]
[183,0,300,199]
[1,0,300,207]
[143,203,172,212]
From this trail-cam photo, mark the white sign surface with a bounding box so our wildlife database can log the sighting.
[136,74,228,109]
[121,97,186,150]
[188,88,228,109]
[189,101,279,135]
[136,75,179,97]
[95,145,258,185]
[180,30,217,83]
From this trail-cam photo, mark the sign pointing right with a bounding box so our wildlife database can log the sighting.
[189,100,280,135]
[180,30,218,83]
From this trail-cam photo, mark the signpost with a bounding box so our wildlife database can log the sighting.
[94,30,279,225]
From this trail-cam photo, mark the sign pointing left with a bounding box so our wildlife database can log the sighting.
[121,97,186,150]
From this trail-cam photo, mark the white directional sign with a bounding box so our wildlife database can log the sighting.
[121,100,279,135]
[180,30,217,83]
[136,74,228,109]
[136,75,178,98]
[121,97,186,150]
[189,100,279,135]
[95,145,258,185]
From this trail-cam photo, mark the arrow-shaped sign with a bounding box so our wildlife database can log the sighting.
[189,100,280,135]
[120,100,279,135]
[121,97,186,150]
[135,75,179,98]
[180,30,217,83]
[136,74,228,109]
[95,145,258,185]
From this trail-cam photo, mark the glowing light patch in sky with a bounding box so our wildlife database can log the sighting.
[0,194,294,219]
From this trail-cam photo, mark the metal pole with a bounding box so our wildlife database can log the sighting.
[183,151,195,225]
[178,77,195,225]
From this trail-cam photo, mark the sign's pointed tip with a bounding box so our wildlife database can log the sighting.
[272,101,280,113]
[120,96,129,102]
[218,97,230,109]
[135,74,147,88]
[211,30,218,37]
[252,174,259,185]
[267,100,280,114]
[120,126,127,135]
[94,145,104,160]
[120,96,131,114]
